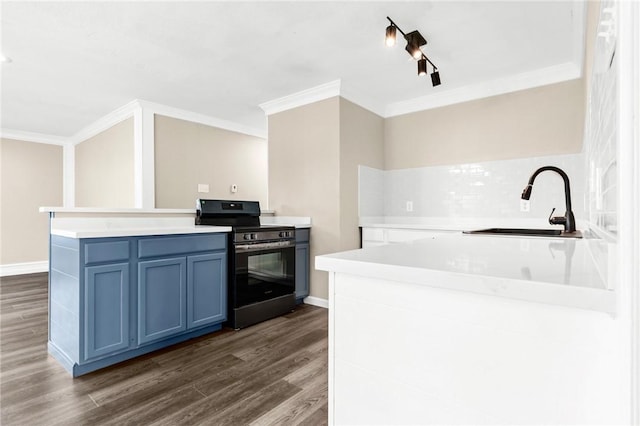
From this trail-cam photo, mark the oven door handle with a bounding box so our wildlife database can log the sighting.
[235,240,296,252]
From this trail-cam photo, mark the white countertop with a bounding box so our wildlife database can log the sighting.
[48,215,310,238]
[359,216,589,232]
[40,206,276,215]
[260,216,311,228]
[50,217,230,238]
[40,207,195,214]
[316,233,615,314]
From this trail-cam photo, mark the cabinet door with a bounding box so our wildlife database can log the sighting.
[138,257,186,345]
[84,263,130,360]
[187,252,227,329]
[295,243,310,300]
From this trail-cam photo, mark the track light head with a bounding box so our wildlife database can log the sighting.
[405,43,421,60]
[385,24,397,47]
[404,30,427,60]
[418,57,427,76]
[431,70,441,87]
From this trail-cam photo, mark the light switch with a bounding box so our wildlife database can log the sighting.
[230,184,238,193]
[406,201,413,212]
[198,184,209,193]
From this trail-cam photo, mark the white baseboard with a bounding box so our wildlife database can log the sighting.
[0,261,48,277]
[303,296,328,309]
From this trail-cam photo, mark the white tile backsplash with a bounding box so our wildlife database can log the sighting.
[358,166,385,217]
[360,153,586,225]
[585,0,618,238]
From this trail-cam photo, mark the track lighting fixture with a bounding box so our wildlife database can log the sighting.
[385,16,441,87]
[385,24,397,47]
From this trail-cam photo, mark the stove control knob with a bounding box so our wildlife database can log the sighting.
[251,233,257,240]
[243,234,250,240]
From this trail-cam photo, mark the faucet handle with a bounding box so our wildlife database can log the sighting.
[548,208,566,225]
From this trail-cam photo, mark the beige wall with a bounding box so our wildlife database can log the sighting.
[154,115,268,209]
[339,98,385,251]
[269,97,384,300]
[384,79,586,169]
[269,98,341,300]
[1,138,63,265]
[75,117,135,207]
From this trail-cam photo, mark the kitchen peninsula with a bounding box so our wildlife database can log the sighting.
[41,207,312,377]
[316,232,623,425]
[41,208,231,377]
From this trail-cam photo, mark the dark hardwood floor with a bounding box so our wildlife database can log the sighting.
[0,273,328,425]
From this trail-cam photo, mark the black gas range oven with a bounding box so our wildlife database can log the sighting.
[196,199,296,329]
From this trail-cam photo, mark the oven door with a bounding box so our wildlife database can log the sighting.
[233,241,295,308]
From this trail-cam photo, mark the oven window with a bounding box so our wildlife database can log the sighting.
[248,252,290,283]
[235,247,295,307]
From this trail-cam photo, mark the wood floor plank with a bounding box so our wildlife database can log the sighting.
[251,361,328,425]
[104,384,208,426]
[206,379,303,426]
[0,272,329,426]
[250,384,329,426]
[297,402,329,426]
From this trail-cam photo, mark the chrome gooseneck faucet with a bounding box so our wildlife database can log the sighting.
[521,166,576,233]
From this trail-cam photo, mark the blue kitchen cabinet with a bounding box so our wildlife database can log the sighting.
[48,232,228,377]
[295,229,310,302]
[84,262,130,360]
[136,234,227,344]
[187,252,227,328]
[138,257,187,345]
[137,251,227,344]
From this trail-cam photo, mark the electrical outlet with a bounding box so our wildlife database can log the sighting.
[230,184,238,193]
[197,184,209,193]
[406,201,413,212]
[520,199,530,212]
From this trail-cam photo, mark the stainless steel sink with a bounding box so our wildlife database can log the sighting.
[463,228,583,238]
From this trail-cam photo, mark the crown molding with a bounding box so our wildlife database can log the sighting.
[71,99,140,145]
[258,61,581,120]
[384,62,582,118]
[259,80,342,116]
[137,100,266,139]
[0,129,70,145]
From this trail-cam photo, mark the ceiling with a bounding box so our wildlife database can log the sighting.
[0,1,584,139]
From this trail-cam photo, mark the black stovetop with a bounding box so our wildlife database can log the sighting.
[195,199,294,234]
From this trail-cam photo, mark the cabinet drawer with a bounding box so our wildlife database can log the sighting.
[84,240,130,265]
[295,228,310,243]
[138,234,226,259]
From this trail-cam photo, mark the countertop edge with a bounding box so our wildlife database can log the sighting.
[41,207,195,214]
[51,226,232,239]
[316,251,615,315]
[40,207,277,214]
[359,217,591,232]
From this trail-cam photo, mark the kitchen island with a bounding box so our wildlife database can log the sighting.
[316,232,624,425]
[43,211,231,376]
